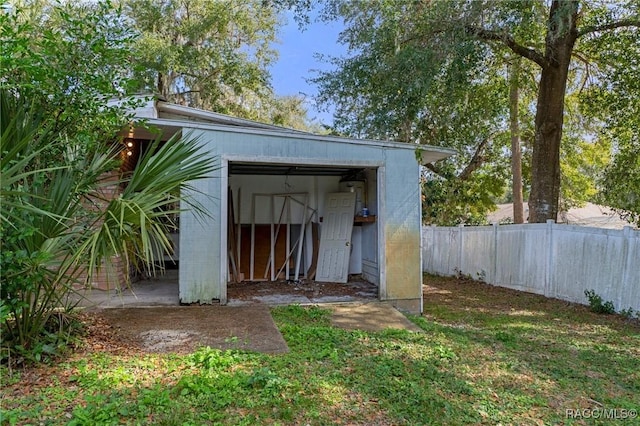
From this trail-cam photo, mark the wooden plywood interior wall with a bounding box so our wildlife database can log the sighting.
[228,188,319,283]
[239,225,289,281]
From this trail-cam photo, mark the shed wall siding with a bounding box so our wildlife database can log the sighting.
[179,171,223,303]
[179,128,424,306]
[380,149,422,302]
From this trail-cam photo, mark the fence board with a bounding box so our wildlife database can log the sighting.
[422,223,640,312]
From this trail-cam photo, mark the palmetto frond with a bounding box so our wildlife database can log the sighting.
[1,88,217,355]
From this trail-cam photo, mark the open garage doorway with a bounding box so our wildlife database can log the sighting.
[224,160,381,305]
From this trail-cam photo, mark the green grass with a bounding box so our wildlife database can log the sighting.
[1,276,639,425]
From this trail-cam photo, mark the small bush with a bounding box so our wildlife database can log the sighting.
[619,307,636,319]
[584,290,616,315]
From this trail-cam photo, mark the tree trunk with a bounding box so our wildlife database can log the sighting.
[528,0,578,223]
[509,57,524,224]
[157,72,165,98]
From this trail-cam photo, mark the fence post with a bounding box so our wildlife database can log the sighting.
[421,225,428,273]
[458,224,465,276]
[619,226,632,311]
[430,225,436,273]
[492,222,498,285]
[545,219,555,297]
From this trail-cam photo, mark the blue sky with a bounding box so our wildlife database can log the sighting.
[270,12,346,126]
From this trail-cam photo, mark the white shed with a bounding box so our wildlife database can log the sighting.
[125,100,454,313]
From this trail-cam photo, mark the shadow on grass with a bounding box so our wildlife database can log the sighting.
[420,274,640,422]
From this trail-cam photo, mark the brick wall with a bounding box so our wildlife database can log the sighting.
[74,170,128,291]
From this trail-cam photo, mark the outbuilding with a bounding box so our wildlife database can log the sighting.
[125,99,454,313]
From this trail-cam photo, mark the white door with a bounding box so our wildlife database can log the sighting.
[316,192,356,283]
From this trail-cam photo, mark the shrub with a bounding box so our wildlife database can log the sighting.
[619,307,636,319]
[584,290,616,315]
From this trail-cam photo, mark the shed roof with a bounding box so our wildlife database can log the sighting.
[127,98,455,165]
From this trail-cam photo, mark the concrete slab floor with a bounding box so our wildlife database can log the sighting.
[96,305,290,354]
[329,302,423,333]
[75,270,420,331]
[71,270,181,310]
[227,277,379,306]
[72,270,422,334]
[73,270,380,309]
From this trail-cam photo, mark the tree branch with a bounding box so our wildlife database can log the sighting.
[423,162,445,177]
[465,25,549,68]
[578,19,640,38]
[173,90,201,96]
[458,136,491,181]
[571,49,593,93]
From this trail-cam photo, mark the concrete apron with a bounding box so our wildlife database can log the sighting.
[72,270,422,334]
[71,270,182,309]
[328,302,423,333]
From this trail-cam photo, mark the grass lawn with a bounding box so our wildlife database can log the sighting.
[1,275,638,425]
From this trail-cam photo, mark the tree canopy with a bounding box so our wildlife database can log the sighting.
[124,0,279,118]
[304,0,640,225]
[1,0,140,144]
[308,1,514,224]
[4,0,638,227]
[581,18,640,225]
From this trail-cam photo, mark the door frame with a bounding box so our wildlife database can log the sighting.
[220,155,384,305]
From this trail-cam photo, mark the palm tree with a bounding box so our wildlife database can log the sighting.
[0,89,216,363]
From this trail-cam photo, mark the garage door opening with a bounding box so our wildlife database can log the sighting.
[225,161,381,305]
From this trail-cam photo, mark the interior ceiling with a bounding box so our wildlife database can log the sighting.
[230,162,366,177]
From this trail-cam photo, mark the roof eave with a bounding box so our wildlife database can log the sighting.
[415,146,456,164]
[140,117,453,159]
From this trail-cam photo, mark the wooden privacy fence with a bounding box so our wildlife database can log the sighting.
[422,221,640,312]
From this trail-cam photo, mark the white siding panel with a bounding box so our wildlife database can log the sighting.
[426,227,461,277]
[623,231,640,311]
[179,169,222,303]
[381,150,423,301]
[459,226,495,282]
[550,226,629,306]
